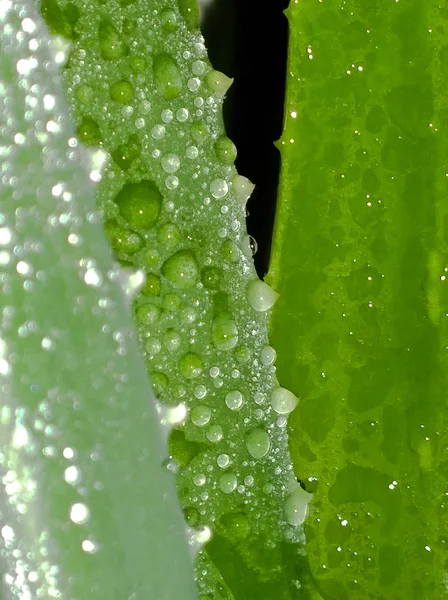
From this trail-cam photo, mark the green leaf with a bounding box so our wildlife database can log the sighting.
[0,1,197,597]
[268,1,448,597]
[36,0,309,597]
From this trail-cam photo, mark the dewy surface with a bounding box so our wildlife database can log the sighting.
[268,1,448,599]
[37,0,310,597]
[0,0,197,598]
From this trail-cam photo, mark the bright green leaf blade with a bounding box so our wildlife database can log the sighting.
[268,1,448,598]
[0,3,196,597]
[37,0,310,597]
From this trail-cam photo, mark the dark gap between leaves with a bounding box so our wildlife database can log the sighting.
[199,0,289,279]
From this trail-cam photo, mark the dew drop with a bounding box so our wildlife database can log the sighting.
[246,279,279,312]
[217,454,230,468]
[271,387,298,415]
[114,180,162,229]
[206,425,223,442]
[163,328,181,352]
[225,390,243,411]
[212,316,238,351]
[70,503,90,525]
[162,250,199,289]
[240,234,258,257]
[219,473,237,494]
[151,124,166,139]
[284,485,313,526]
[153,53,183,100]
[245,427,271,459]
[136,303,160,325]
[165,175,179,190]
[221,239,240,263]
[179,352,204,379]
[214,136,237,164]
[260,345,277,366]
[232,174,255,200]
[190,404,212,427]
[110,80,133,104]
[205,70,233,96]
[161,153,181,174]
[210,178,228,199]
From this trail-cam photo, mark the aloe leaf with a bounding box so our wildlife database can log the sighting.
[268,1,448,598]
[34,0,312,597]
[0,2,196,597]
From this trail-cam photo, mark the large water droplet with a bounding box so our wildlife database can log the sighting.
[179,352,204,379]
[245,427,271,459]
[212,316,238,351]
[246,279,279,312]
[99,19,128,60]
[153,53,183,100]
[162,250,199,289]
[284,485,312,526]
[214,136,237,164]
[104,220,144,255]
[271,387,298,415]
[191,405,211,426]
[205,70,233,97]
[136,303,160,325]
[210,178,228,199]
[232,175,255,201]
[161,153,181,173]
[225,390,243,411]
[114,180,162,229]
[110,80,133,104]
[219,473,237,494]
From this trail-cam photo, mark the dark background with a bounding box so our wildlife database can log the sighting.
[200,0,289,278]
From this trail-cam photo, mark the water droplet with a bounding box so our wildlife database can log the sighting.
[190,404,212,427]
[225,390,243,411]
[186,145,199,159]
[64,465,81,485]
[206,425,223,442]
[162,250,199,289]
[212,316,238,351]
[271,387,298,415]
[205,70,233,96]
[214,136,237,164]
[190,122,209,143]
[181,307,197,324]
[145,337,162,356]
[111,134,141,171]
[136,303,160,325]
[234,346,251,363]
[70,502,90,525]
[104,221,145,254]
[194,385,207,399]
[161,109,174,123]
[99,19,128,60]
[141,273,161,297]
[220,512,250,539]
[232,175,255,201]
[201,266,222,290]
[129,56,147,72]
[110,80,133,104]
[161,153,180,173]
[219,473,237,494]
[151,124,166,139]
[157,222,181,248]
[210,178,228,199]
[163,293,181,312]
[160,8,177,31]
[153,53,183,100]
[186,525,212,557]
[179,352,204,379]
[240,234,258,257]
[246,279,279,312]
[284,485,312,526]
[162,457,178,473]
[260,345,277,366]
[165,175,179,190]
[192,60,206,75]
[76,116,102,146]
[114,180,162,229]
[217,454,230,468]
[176,108,189,122]
[163,328,181,352]
[221,239,240,263]
[138,100,151,114]
[151,371,169,395]
[75,84,93,104]
[193,473,206,486]
[245,428,271,459]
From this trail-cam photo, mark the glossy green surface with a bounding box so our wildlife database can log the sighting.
[268,1,448,598]
[37,0,307,597]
